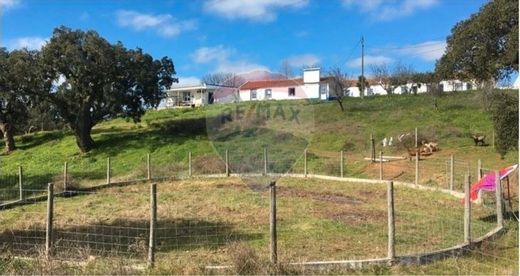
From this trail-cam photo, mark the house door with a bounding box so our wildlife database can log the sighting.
[208,92,214,104]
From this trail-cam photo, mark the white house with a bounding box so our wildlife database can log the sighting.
[439,80,475,92]
[237,68,335,101]
[162,83,219,108]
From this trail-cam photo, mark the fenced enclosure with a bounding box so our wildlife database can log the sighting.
[0,146,516,273]
[0,146,486,205]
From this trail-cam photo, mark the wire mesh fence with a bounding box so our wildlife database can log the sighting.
[0,149,517,273]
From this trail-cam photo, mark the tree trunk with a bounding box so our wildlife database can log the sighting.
[73,122,94,153]
[0,122,16,153]
[336,99,345,111]
[73,126,94,153]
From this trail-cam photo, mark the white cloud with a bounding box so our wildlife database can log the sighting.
[0,0,20,12]
[6,36,47,50]
[396,40,447,61]
[204,0,308,22]
[342,0,438,21]
[346,55,394,68]
[171,76,201,87]
[191,45,233,64]
[191,45,268,74]
[216,60,268,73]
[284,54,321,68]
[116,10,196,38]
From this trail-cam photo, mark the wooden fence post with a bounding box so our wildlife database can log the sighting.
[18,166,23,201]
[449,155,454,190]
[264,147,268,176]
[225,150,229,177]
[464,174,471,244]
[415,152,419,185]
[387,181,395,261]
[492,130,495,149]
[304,149,307,177]
[340,150,344,178]
[147,154,151,180]
[379,151,384,180]
[370,134,375,163]
[46,183,54,259]
[270,181,277,264]
[415,127,418,148]
[148,183,157,267]
[495,170,503,227]
[106,157,111,185]
[188,152,192,177]
[63,161,68,192]
[477,159,482,179]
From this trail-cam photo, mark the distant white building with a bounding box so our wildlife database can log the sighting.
[237,68,336,101]
[439,80,475,92]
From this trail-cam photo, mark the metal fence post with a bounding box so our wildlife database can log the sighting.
[340,150,344,178]
[188,151,192,177]
[63,161,68,192]
[148,183,157,267]
[387,181,395,261]
[379,151,384,180]
[495,170,503,227]
[449,155,454,190]
[270,181,277,264]
[106,157,111,185]
[464,174,471,244]
[46,183,54,259]
[147,154,151,180]
[18,166,23,201]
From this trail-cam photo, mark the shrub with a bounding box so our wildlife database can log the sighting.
[490,91,518,159]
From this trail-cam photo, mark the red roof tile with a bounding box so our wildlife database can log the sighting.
[239,78,304,90]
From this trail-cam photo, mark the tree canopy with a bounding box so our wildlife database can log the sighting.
[41,26,176,153]
[0,48,41,152]
[436,0,518,82]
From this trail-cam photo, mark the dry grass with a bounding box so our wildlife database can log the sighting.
[0,176,515,274]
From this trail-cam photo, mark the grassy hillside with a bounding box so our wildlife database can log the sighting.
[0,90,517,201]
[0,90,518,274]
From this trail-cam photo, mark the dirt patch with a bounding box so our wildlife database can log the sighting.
[277,186,365,205]
[326,209,386,224]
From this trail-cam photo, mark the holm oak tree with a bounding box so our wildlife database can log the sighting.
[0,48,41,153]
[41,26,176,153]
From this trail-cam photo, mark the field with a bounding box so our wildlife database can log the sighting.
[0,176,516,274]
[0,90,518,274]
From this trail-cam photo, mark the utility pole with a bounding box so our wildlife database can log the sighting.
[361,36,365,99]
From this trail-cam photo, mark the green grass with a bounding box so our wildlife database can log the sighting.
[0,90,518,273]
[0,91,516,198]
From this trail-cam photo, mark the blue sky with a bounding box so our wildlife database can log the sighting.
[1,0,488,85]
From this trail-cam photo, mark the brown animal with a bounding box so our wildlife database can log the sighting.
[407,147,421,161]
[472,135,486,146]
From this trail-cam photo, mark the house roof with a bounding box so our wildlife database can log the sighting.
[240,78,304,90]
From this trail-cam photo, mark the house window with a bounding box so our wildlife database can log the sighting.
[265,89,272,99]
[466,83,472,90]
[454,83,463,91]
[288,87,296,96]
[183,91,191,102]
[251,89,257,100]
